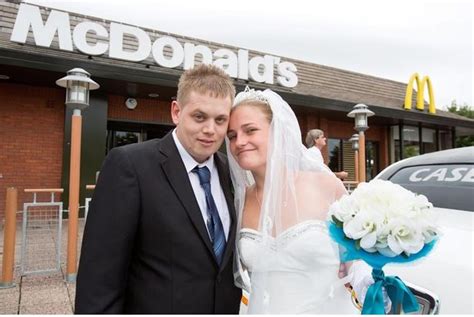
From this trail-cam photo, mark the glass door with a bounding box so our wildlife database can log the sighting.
[365,141,379,181]
[106,121,174,153]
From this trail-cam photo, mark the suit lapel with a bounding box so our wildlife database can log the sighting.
[214,152,237,271]
[158,133,215,259]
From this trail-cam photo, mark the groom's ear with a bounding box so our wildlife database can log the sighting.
[171,101,181,125]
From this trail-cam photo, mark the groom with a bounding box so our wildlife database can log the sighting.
[75,64,241,313]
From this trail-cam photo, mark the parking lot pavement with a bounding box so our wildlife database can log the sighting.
[0,220,84,314]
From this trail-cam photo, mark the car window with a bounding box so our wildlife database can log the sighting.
[388,164,474,212]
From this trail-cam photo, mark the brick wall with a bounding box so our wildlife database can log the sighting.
[0,83,64,218]
[108,95,173,124]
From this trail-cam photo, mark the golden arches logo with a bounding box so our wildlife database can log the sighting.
[404,73,436,114]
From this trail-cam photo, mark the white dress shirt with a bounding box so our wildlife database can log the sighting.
[307,146,324,165]
[172,129,230,240]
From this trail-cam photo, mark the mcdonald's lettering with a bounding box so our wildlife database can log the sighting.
[404,73,436,114]
[10,3,298,87]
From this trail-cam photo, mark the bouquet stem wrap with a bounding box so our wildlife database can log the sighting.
[362,268,419,314]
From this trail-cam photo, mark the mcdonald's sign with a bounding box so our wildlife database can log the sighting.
[404,73,436,114]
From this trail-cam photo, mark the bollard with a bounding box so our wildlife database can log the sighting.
[1,187,18,288]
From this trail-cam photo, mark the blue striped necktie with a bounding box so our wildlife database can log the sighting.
[192,166,226,266]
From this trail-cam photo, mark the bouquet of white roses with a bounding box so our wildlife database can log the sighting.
[328,179,440,314]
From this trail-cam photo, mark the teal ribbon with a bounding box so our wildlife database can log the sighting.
[361,269,419,315]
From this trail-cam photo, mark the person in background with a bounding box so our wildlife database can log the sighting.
[305,129,349,180]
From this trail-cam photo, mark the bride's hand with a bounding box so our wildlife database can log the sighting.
[338,262,352,279]
[349,261,392,313]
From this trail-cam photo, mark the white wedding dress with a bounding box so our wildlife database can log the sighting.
[239,219,360,314]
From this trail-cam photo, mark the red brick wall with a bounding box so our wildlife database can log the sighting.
[108,95,173,124]
[0,83,65,218]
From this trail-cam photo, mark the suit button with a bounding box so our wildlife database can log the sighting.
[216,275,222,283]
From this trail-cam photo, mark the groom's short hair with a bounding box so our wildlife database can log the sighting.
[177,64,235,105]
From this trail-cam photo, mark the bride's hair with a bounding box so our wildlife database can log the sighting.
[232,99,273,123]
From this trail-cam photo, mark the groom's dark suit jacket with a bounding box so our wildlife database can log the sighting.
[75,132,241,314]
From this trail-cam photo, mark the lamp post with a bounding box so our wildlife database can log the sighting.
[349,134,359,182]
[347,104,374,183]
[56,68,99,282]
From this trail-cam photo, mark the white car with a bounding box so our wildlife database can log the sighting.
[374,147,474,314]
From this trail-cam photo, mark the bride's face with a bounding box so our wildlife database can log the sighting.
[227,104,270,173]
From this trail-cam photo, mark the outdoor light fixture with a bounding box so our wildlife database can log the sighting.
[56,68,99,110]
[125,97,138,110]
[349,134,359,151]
[347,103,374,132]
[347,104,374,183]
[348,133,360,182]
[56,68,99,283]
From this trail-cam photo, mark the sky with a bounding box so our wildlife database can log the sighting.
[25,0,473,109]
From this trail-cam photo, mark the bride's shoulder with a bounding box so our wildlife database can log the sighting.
[296,171,345,195]
[296,170,338,184]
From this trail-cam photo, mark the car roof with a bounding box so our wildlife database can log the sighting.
[399,146,473,165]
[377,146,474,179]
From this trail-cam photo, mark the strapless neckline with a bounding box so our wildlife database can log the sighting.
[239,219,328,245]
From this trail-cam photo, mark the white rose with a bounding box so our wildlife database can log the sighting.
[386,218,424,256]
[343,210,383,251]
[416,214,439,243]
[421,225,439,244]
[329,196,357,223]
[375,227,399,257]
[412,194,432,210]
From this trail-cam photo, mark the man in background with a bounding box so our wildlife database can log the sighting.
[305,129,348,180]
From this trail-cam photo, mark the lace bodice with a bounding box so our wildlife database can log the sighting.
[238,220,358,314]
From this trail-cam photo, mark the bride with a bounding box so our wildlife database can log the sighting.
[226,88,383,314]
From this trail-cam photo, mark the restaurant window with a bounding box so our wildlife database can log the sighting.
[366,141,379,181]
[342,141,357,182]
[403,125,420,158]
[422,128,437,154]
[328,138,343,172]
[439,130,453,150]
[106,121,173,153]
[389,125,402,163]
[107,131,141,150]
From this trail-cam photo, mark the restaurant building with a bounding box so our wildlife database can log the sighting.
[1,1,473,215]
